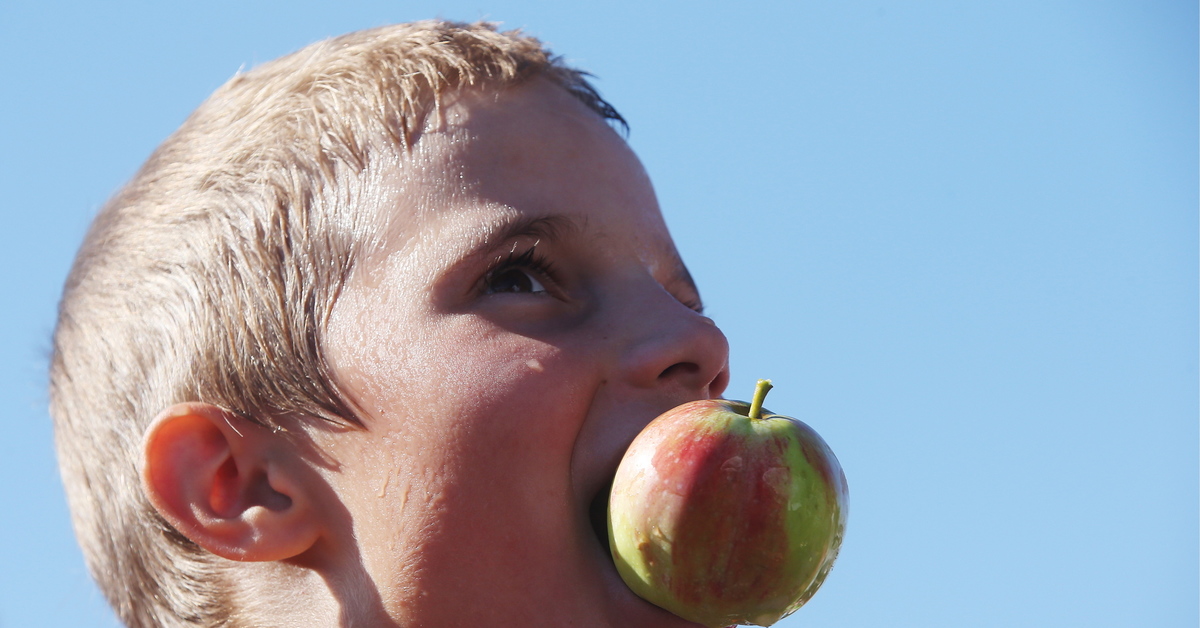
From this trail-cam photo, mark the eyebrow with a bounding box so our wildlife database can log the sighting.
[480,214,583,249]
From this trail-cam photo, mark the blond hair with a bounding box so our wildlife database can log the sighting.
[49,20,624,627]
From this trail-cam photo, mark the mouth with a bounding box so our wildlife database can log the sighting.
[583,467,707,628]
[588,475,615,554]
[574,413,710,628]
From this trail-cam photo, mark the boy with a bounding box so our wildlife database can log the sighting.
[51,20,729,627]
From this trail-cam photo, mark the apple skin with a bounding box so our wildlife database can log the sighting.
[607,392,848,627]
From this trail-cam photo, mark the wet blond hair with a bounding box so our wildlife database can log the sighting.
[49,20,624,627]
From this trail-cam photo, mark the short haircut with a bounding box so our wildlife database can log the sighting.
[49,20,625,627]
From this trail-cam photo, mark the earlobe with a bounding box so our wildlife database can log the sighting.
[141,403,320,562]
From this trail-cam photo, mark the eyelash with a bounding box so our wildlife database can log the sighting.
[484,245,558,290]
[482,244,704,313]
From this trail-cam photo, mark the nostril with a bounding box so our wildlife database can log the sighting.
[658,362,700,381]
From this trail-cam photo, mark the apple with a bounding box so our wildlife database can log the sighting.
[607,379,848,627]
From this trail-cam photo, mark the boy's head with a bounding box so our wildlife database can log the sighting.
[51,20,729,627]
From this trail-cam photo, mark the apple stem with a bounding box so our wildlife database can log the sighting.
[748,379,773,420]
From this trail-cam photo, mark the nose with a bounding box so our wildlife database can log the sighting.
[612,286,730,400]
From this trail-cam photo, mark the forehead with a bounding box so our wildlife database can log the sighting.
[373,79,677,261]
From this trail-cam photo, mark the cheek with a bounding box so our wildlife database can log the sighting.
[349,315,595,498]
[367,333,596,577]
[424,330,588,466]
[318,335,596,588]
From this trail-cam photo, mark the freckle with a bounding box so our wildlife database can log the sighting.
[526,358,544,372]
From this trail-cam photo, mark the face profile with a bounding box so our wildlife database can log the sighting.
[316,79,730,626]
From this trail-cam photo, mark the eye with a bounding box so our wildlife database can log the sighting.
[485,266,547,294]
[483,246,556,295]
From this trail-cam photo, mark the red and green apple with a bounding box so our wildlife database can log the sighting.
[608,380,848,627]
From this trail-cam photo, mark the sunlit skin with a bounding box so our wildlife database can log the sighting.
[312,79,732,626]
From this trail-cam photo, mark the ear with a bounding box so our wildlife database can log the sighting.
[141,403,321,562]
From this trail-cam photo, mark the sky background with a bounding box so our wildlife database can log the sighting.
[1,1,1196,627]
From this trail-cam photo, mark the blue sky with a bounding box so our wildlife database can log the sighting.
[1,1,1195,626]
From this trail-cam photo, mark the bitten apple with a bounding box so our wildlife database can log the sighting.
[608,380,848,627]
